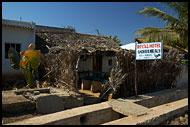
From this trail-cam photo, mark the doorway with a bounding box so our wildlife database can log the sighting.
[93,54,102,72]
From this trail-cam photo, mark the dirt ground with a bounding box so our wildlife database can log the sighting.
[2,111,42,125]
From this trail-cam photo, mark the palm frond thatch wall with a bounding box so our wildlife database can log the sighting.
[105,49,183,98]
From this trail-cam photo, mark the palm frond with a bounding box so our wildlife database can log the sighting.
[181,2,188,9]
[137,7,180,26]
[136,3,188,49]
[135,27,181,47]
[162,2,187,17]
[135,27,174,37]
[109,35,121,44]
[162,2,188,26]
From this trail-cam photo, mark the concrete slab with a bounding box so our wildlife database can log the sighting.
[107,99,151,116]
[51,92,84,109]
[5,102,119,125]
[35,94,65,114]
[2,91,35,113]
[124,84,188,108]
[4,85,188,125]
[63,96,83,109]
[103,98,188,125]
[14,88,50,95]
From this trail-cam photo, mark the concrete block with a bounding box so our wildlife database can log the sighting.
[53,93,71,100]
[81,80,91,90]
[36,94,64,114]
[2,91,35,113]
[125,85,188,108]
[33,91,40,95]
[108,99,151,116]
[64,96,84,109]
[103,98,188,125]
[6,102,119,125]
[14,88,50,95]
[50,88,57,93]
[90,81,102,93]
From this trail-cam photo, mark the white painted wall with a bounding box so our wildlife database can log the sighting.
[102,56,116,72]
[78,55,116,73]
[2,25,35,79]
[78,56,93,72]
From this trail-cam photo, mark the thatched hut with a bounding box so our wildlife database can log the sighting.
[35,25,183,99]
[35,25,121,92]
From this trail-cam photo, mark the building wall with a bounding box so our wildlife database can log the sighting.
[102,56,116,72]
[2,25,35,80]
[176,64,188,87]
[36,25,75,33]
[78,56,93,72]
[78,55,116,73]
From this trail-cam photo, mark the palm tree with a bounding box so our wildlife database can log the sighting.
[109,35,122,46]
[135,2,188,50]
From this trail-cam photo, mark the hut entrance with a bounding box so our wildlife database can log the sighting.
[93,54,102,72]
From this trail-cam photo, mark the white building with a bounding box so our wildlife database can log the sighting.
[121,42,136,50]
[2,19,36,80]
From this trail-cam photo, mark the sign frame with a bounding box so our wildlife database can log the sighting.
[136,42,163,60]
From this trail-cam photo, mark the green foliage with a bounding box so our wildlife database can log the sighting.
[136,2,188,50]
[30,57,40,70]
[22,62,32,88]
[65,25,75,30]
[135,27,180,46]
[109,35,122,46]
[20,48,40,88]
[181,60,188,65]
[8,47,20,70]
[8,44,41,88]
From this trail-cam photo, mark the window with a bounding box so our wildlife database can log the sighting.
[5,43,21,59]
[108,59,112,66]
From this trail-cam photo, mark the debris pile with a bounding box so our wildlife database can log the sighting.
[40,47,80,92]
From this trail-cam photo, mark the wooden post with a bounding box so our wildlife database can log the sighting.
[75,56,80,90]
[161,40,163,60]
[135,42,138,96]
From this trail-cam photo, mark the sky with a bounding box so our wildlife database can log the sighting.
[2,2,177,45]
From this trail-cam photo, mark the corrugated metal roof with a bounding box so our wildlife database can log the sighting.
[2,19,35,29]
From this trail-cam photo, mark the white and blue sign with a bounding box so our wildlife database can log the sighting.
[136,42,163,60]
